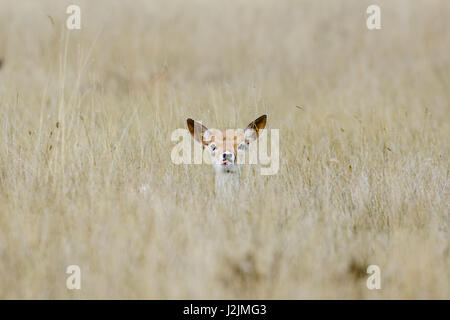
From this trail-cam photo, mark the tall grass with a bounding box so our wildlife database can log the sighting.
[0,0,448,299]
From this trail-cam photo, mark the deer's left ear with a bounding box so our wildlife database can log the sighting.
[244,114,267,144]
[187,118,210,146]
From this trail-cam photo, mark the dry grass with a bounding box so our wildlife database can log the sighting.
[0,0,449,299]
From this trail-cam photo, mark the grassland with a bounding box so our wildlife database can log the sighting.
[0,0,448,299]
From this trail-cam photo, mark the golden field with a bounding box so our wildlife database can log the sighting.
[0,0,448,299]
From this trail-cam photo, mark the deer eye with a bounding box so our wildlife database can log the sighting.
[209,143,217,152]
[238,142,247,150]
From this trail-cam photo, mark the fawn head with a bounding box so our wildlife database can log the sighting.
[187,115,267,173]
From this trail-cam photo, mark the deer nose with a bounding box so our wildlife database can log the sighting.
[222,152,234,162]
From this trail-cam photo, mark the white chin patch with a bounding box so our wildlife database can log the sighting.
[214,163,235,173]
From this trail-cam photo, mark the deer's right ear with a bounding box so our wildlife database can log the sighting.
[244,114,267,144]
[187,118,209,146]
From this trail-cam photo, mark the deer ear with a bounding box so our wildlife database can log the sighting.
[244,115,267,144]
[187,118,209,146]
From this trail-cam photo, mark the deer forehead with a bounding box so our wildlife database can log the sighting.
[208,129,245,152]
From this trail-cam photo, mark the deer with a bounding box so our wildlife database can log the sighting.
[187,115,267,196]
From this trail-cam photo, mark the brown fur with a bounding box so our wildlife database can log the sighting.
[187,115,267,166]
